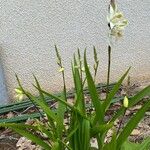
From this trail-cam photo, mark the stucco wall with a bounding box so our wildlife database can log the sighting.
[0,57,8,104]
[0,0,150,101]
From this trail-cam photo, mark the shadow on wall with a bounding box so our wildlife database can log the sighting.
[0,48,8,105]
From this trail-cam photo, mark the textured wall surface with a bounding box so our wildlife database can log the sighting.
[0,0,150,101]
[0,58,8,104]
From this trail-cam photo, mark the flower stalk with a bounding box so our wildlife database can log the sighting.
[55,45,67,102]
[106,0,128,96]
[106,45,111,96]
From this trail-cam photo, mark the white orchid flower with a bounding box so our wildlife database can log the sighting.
[107,2,128,38]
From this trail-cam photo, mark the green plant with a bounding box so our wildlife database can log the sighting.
[0,47,150,150]
[0,0,150,150]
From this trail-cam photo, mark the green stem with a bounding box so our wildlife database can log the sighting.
[96,134,102,149]
[116,109,126,136]
[62,71,67,101]
[106,45,111,97]
[94,63,99,84]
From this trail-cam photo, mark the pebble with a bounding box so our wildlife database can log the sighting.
[131,129,140,136]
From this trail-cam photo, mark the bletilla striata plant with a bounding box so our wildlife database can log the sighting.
[0,1,150,150]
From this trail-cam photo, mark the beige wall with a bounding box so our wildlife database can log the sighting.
[0,0,150,101]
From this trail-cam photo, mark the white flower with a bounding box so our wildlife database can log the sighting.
[107,2,128,38]
[15,87,24,101]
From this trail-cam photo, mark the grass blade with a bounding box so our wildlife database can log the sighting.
[103,67,130,112]
[26,91,56,121]
[33,76,56,133]
[84,50,104,125]
[35,87,86,118]
[91,122,113,137]
[72,55,85,114]
[0,123,51,150]
[129,85,150,107]
[81,119,90,150]
[110,86,150,122]
[117,99,150,149]
[33,75,45,103]
[34,86,73,110]
[103,131,117,150]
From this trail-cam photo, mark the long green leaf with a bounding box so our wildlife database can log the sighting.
[139,137,150,150]
[1,122,54,141]
[16,74,57,130]
[84,50,104,125]
[117,99,150,149]
[103,131,117,150]
[33,76,56,133]
[0,123,51,150]
[69,115,80,150]
[0,123,39,130]
[36,122,54,140]
[56,92,66,147]
[73,55,85,114]
[103,67,130,112]
[34,86,73,110]
[27,91,56,121]
[35,87,86,118]
[66,124,79,141]
[111,85,150,122]
[51,141,60,150]
[33,75,45,103]
[129,85,150,107]
[121,140,139,150]
[57,101,66,139]
[90,122,113,137]
[121,138,150,150]
[81,119,90,150]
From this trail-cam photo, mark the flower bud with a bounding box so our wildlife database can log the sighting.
[123,96,129,108]
[15,88,24,101]
[81,67,85,72]
[59,67,64,72]
[15,87,23,94]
